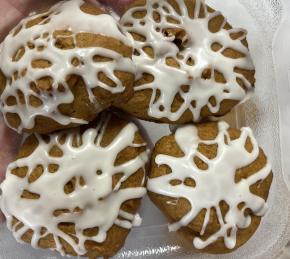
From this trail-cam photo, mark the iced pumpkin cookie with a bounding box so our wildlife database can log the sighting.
[147,121,272,253]
[117,0,255,123]
[0,114,148,258]
[0,0,135,134]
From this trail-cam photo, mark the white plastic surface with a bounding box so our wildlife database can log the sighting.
[1,0,290,258]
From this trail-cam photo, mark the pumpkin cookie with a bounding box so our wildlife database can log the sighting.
[148,121,272,253]
[0,113,149,258]
[0,0,135,134]
[117,0,255,123]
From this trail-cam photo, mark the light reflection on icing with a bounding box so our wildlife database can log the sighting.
[147,121,271,249]
[0,0,135,132]
[120,0,255,122]
[0,115,148,256]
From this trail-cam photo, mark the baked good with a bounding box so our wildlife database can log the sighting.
[0,0,136,134]
[147,121,272,253]
[116,0,255,123]
[0,113,148,258]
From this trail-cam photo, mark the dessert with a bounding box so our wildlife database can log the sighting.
[0,113,148,258]
[117,0,255,123]
[0,0,136,134]
[148,121,272,253]
[0,0,274,257]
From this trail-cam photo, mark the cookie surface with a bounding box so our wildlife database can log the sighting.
[0,0,135,134]
[0,114,148,258]
[117,0,255,123]
[148,121,272,253]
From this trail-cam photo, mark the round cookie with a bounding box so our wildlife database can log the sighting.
[117,0,255,123]
[0,0,136,134]
[147,121,272,253]
[0,113,148,258]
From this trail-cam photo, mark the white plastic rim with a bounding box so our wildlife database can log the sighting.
[273,1,290,256]
[0,0,290,258]
[273,0,290,191]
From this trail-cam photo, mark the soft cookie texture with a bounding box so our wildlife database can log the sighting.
[147,121,272,254]
[116,0,255,124]
[0,0,136,134]
[0,114,148,258]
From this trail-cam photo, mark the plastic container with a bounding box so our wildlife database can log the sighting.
[1,0,290,258]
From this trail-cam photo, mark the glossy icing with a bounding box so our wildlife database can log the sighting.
[121,0,255,121]
[0,115,148,256]
[0,0,135,132]
[147,121,271,249]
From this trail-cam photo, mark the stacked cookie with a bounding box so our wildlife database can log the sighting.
[0,0,273,258]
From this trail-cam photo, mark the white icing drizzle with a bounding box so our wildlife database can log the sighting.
[0,115,148,256]
[147,121,272,250]
[0,0,135,132]
[120,0,255,121]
